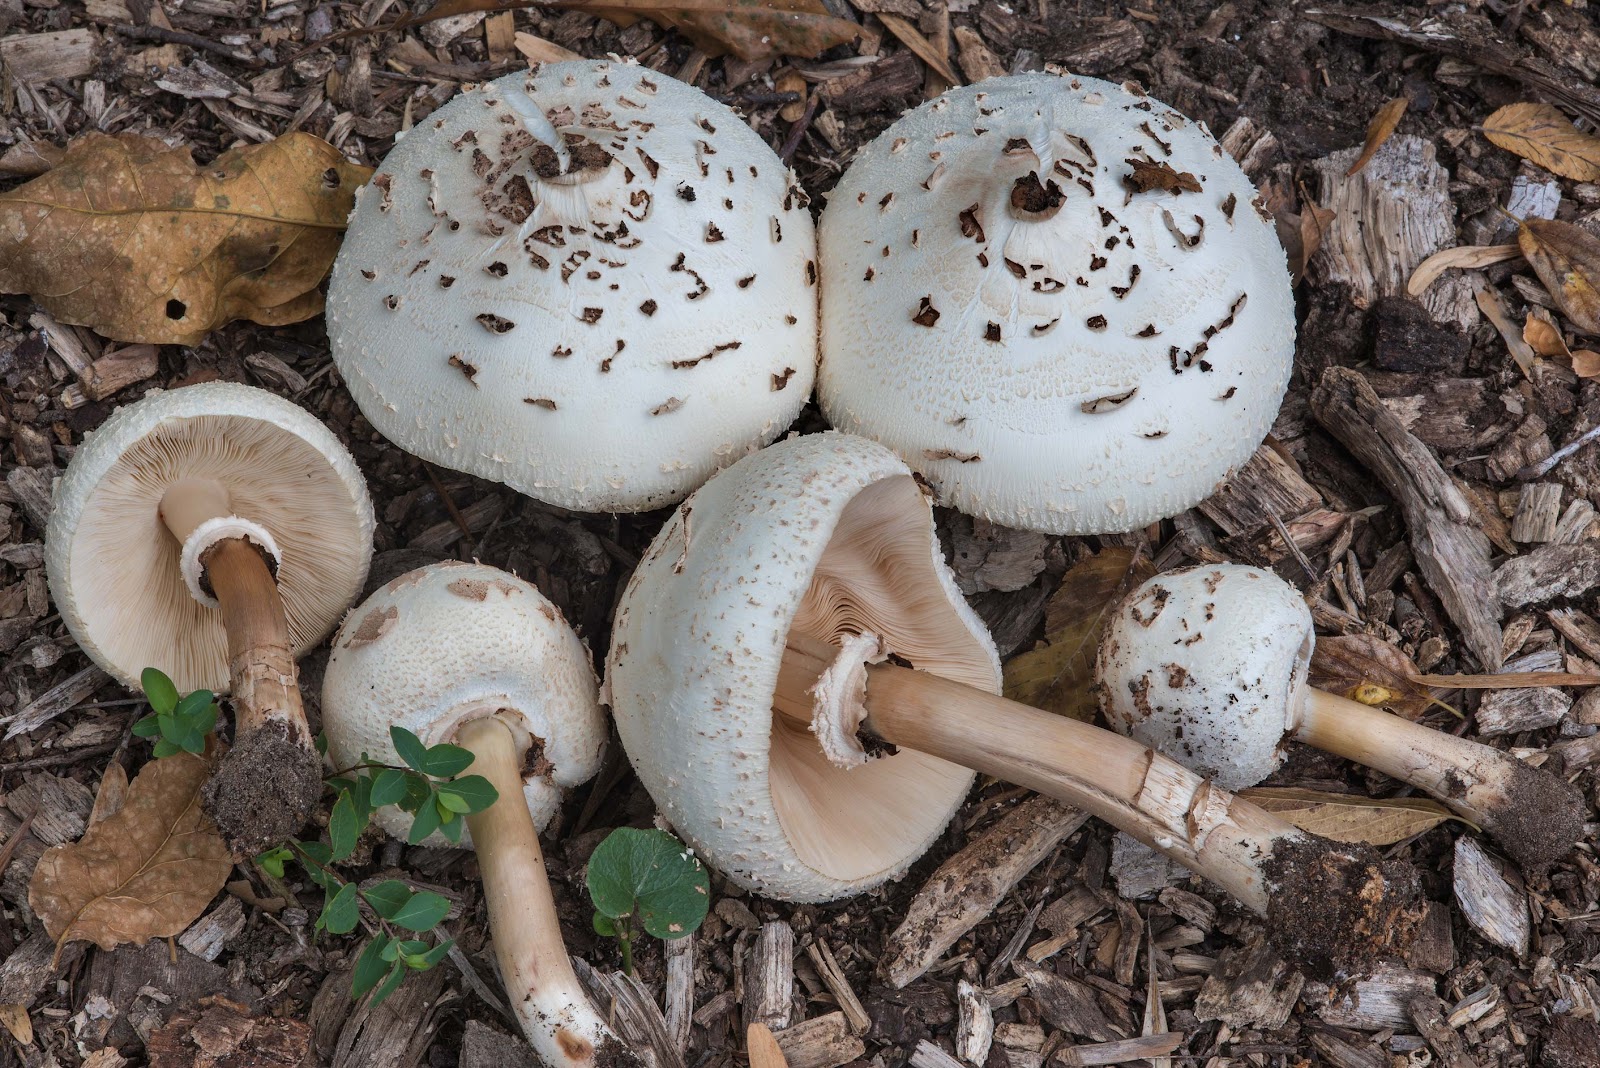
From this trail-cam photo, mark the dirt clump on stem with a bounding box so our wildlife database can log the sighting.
[202,721,323,855]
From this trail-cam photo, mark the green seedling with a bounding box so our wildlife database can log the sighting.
[132,667,219,757]
[587,827,710,975]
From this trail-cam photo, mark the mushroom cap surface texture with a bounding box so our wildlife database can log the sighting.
[1096,563,1313,790]
[607,432,1001,903]
[328,59,819,513]
[322,560,606,846]
[817,72,1295,534]
[45,382,374,695]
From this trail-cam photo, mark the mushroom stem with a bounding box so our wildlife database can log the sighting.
[206,539,309,746]
[1295,687,1585,870]
[456,716,639,1068]
[777,635,1419,977]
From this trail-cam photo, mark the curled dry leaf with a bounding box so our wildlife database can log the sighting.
[747,1023,790,1068]
[1124,158,1203,195]
[1407,243,1521,297]
[1475,283,1538,375]
[1308,633,1437,721]
[1482,102,1600,182]
[27,748,232,957]
[1517,217,1600,335]
[1003,548,1156,722]
[1573,349,1600,378]
[1237,788,1461,846]
[1346,96,1410,177]
[1523,313,1572,359]
[0,132,370,345]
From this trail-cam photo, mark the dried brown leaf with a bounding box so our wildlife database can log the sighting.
[1347,96,1410,177]
[1475,283,1538,375]
[415,0,858,60]
[1308,634,1433,720]
[1407,243,1522,297]
[1517,217,1600,335]
[27,748,232,956]
[1574,349,1600,378]
[0,132,370,345]
[1123,158,1202,195]
[876,12,961,85]
[1292,182,1336,287]
[87,761,130,827]
[1410,671,1600,689]
[747,1023,789,1068]
[1003,548,1156,722]
[0,1004,32,1046]
[1523,314,1572,359]
[1483,102,1600,182]
[1237,788,1460,845]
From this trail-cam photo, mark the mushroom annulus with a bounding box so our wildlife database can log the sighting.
[816,72,1295,534]
[328,58,819,513]
[45,382,374,851]
[606,433,1420,978]
[1096,564,1586,871]
[321,560,632,1068]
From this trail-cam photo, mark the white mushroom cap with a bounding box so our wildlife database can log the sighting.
[328,59,819,513]
[45,382,374,694]
[322,561,605,846]
[1096,564,1314,790]
[606,432,1000,903]
[817,72,1295,534]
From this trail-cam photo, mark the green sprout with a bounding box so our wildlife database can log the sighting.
[132,667,218,757]
[586,827,710,975]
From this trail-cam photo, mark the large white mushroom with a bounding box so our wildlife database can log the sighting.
[45,382,374,851]
[1096,564,1586,871]
[328,58,818,513]
[322,561,626,1068]
[817,72,1295,534]
[607,433,1419,978]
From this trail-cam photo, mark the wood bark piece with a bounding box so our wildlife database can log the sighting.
[1497,543,1600,608]
[745,921,796,1032]
[663,932,695,1054]
[1192,933,1303,1030]
[1311,135,1474,329]
[1011,961,1121,1042]
[1196,444,1324,537]
[908,1040,966,1068]
[1053,1034,1184,1066]
[772,1012,864,1068]
[1309,1031,1388,1068]
[1511,483,1563,543]
[0,665,109,741]
[802,941,870,1034]
[460,1020,537,1068]
[1313,367,1504,670]
[1319,964,1436,1030]
[955,980,993,1065]
[1452,836,1529,955]
[880,797,1089,989]
[327,963,445,1068]
[145,995,313,1068]
[1474,687,1570,736]
[0,28,98,82]
[1406,994,1480,1068]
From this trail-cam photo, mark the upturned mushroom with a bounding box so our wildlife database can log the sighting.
[1096,564,1586,871]
[817,72,1295,534]
[46,382,374,850]
[328,58,819,513]
[606,433,1419,978]
[321,561,631,1068]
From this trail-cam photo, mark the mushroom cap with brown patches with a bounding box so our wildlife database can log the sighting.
[817,72,1295,534]
[1096,563,1314,790]
[45,382,374,695]
[606,431,1000,903]
[327,59,819,513]
[322,560,605,847]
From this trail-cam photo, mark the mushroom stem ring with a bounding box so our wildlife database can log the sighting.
[1098,565,1586,871]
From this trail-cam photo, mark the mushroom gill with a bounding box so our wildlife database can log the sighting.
[770,474,995,883]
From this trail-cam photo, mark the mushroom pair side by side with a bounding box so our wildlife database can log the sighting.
[1096,564,1587,872]
[321,561,634,1068]
[328,58,819,514]
[46,382,374,851]
[817,73,1296,535]
[606,433,1421,978]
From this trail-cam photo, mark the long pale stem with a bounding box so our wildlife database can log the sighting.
[1296,688,1585,870]
[777,636,1418,977]
[458,717,641,1068]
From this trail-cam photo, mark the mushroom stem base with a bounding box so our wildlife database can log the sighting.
[457,717,638,1068]
[1296,687,1585,869]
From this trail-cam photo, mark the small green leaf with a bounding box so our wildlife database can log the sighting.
[586,828,711,940]
[407,798,443,845]
[191,700,218,736]
[414,938,453,970]
[437,775,498,814]
[174,689,214,721]
[370,768,408,807]
[351,935,393,999]
[141,668,179,716]
[255,846,292,879]
[346,774,375,822]
[420,743,473,778]
[438,813,464,845]
[369,963,406,1007]
[435,790,472,815]
[321,883,361,935]
[390,727,430,772]
[152,738,181,759]
[132,714,161,738]
[380,939,402,962]
[298,840,333,866]
[594,913,618,937]
[314,731,329,756]
[173,722,206,756]
[361,879,413,920]
[329,791,360,861]
[390,891,450,933]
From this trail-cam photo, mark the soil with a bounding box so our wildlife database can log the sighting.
[202,721,325,857]
[2,0,1600,1067]
[1492,759,1589,874]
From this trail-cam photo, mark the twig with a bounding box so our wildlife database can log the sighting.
[779,93,820,166]
[114,24,263,67]
[423,463,474,541]
[1517,422,1600,480]
[0,811,37,881]
[1269,511,1319,584]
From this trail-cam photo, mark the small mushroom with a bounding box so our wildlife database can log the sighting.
[328,59,818,513]
[45,382,374,851]
[607,434,1419,978]
[1096,564,1586,871]
[817,73,1295,534]
[321,562,626,1067]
